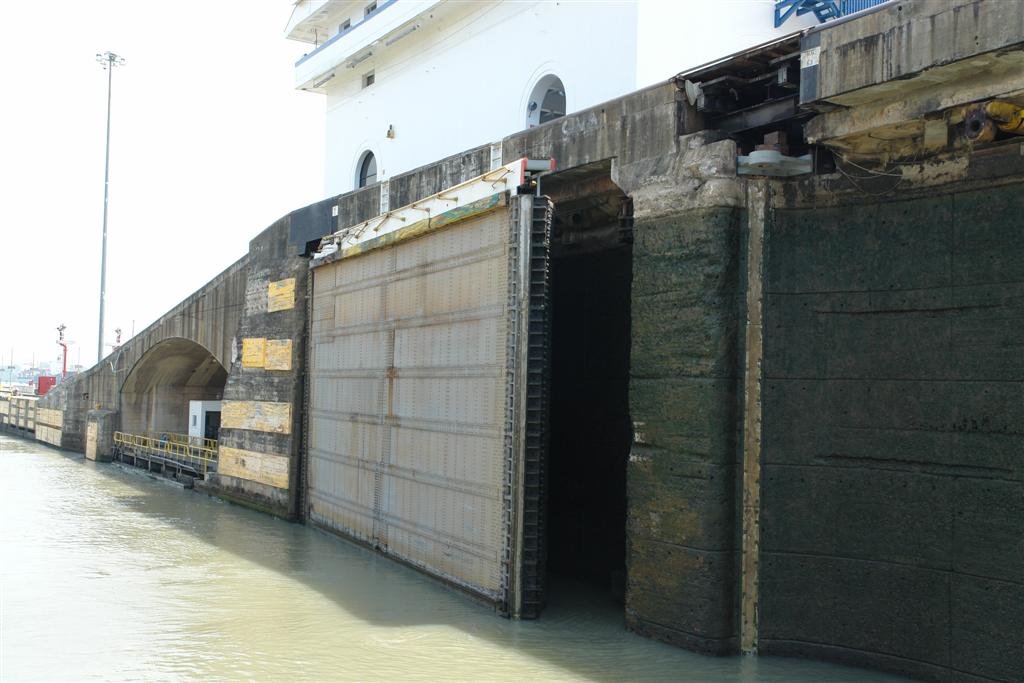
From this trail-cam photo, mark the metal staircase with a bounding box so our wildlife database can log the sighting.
[774,0,888,28]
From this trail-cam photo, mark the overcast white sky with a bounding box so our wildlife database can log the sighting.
[0,1,324,370]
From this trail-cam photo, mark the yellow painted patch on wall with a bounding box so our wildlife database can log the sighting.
[240,338,292,371]
[36,408,64,429]
[36,425,62,447]
[241,338,267,368]
[264,340,293,371]
[267,278,296,312]
[85,422,99,461]
[219,447,290,489]
[221,400,292,434]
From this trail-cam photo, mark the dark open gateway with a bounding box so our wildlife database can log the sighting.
[204,410,221,441]
[541,178,633,610]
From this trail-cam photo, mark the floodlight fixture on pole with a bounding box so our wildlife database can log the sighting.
[95,51,125,363]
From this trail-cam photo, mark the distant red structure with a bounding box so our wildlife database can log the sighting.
[36,375,57,396]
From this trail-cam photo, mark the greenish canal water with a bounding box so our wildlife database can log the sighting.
[0,436,906,682]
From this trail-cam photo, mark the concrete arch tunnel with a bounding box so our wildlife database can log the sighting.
[119,337,228,437]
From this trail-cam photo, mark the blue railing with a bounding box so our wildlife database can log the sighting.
[774,0,888,28]
[840,0,890,13]
[296,0,398,67]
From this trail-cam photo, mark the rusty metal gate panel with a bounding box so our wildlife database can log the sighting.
[309,194,549,607]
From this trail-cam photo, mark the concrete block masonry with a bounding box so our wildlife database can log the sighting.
[85,410,116,462]
[213,215,310,518]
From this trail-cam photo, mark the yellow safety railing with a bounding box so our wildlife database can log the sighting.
[160,431,219,452]
[113,431,218,476]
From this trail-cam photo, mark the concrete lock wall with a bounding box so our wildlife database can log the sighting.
[85,409,117,462]
[35,256,248,452]
[626,203,747,654]
[759,179,1024,681]
[119,338,229,436]
[616,135,749,655]
[204,215,311,518]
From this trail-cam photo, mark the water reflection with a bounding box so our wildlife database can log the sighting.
[1,436,905,682]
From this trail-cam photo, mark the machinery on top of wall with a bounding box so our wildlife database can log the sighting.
[964,101,1024,142]
[678,13,1024,181]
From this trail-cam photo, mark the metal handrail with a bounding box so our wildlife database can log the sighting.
[159,431,219,451]
[294,0,398,67]
[113,431,218,476]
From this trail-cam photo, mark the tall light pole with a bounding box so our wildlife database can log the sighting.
[96,51,125,363]
[57,324,68,379]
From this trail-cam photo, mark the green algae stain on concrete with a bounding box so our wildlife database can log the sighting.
[626,206,747,655]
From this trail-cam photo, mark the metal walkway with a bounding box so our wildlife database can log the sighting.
[112,431,218,479]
